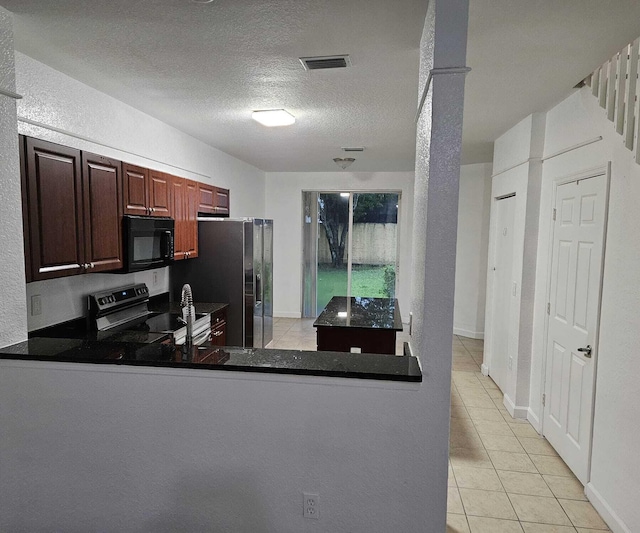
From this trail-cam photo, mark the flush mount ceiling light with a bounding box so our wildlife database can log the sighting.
[333,157,355,170]
[340,192,350,198]
[191,0,214,3]
[252,109,295,127]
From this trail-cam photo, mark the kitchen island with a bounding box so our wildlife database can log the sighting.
[314,296,403,355]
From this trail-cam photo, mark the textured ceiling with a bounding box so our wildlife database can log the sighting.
[2,0,640,171]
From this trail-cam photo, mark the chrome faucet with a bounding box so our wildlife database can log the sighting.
[180,283,194,349]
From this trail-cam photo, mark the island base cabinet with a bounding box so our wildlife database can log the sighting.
[316,327,397,355]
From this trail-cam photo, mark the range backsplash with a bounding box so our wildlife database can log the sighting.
[25,266,170,331]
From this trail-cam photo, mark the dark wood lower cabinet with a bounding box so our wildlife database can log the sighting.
[210,309,227,347]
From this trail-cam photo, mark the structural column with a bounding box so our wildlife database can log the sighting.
[410,0,470,530]
[0,7,28,347]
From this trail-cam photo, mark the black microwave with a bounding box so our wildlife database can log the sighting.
[123,216,174,272]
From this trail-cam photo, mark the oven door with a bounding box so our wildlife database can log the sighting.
[124,216,174,272]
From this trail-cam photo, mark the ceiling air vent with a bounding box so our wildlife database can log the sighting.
[342,147,365,152]
[299,55,351,71]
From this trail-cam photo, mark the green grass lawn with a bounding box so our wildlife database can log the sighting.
[317,264,395,315]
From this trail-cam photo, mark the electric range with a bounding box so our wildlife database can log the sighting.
[88,283,212,345]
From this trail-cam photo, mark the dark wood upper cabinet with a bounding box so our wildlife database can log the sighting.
[20,135,227,281]
[170,176,198,260]
[214,187,230,216]
[122,163,149,216]
[148,170,171,217]
[123,165,170,217]
[197,182,229,216]
[169,175,187,260]
[24,137,85,280]
[19,136,32,283]
[185,179,199,258]
[81,152,124,273]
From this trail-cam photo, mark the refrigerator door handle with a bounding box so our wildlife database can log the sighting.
[256,273,262,304]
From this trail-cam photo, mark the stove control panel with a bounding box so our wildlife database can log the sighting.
[89,283,150,316]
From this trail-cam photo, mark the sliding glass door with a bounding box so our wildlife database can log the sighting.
[302,191,400,317]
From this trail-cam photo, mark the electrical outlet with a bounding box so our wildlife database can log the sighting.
[31,295,42,316]
[508,356,513,370]
[303,492,319,519]
[153,271,158,286]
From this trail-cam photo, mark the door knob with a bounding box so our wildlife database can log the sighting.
[577,345,592,358]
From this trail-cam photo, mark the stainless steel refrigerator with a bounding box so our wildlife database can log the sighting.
[171,218,273,348]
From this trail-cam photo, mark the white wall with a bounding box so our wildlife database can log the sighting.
[453,163,492,338]
[526,87,640,532]
[0,361,428,533]
[0,8,28,346]
[14,52,266,332]
[264,172,414,320]
[485,114,544,419]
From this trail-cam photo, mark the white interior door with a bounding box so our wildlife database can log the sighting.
[544,174,608,484]
[490,194,516,392]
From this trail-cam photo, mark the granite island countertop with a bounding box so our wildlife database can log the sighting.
[0,337,421,382]
[314,296,403,330]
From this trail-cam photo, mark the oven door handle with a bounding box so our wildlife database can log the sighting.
[193,329,212,346]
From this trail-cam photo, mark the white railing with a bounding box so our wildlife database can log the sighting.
[588,39,640,163]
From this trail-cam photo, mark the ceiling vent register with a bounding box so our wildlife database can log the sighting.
[299,55,351,71]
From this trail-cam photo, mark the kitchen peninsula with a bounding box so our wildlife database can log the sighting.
[0,338,421,382]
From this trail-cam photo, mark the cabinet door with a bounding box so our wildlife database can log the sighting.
[25,137,85,280]
[210,320,227,346]
[170,175,186,260]
[19,136,32,282]
[197,182,216,214]
[215,187,230,216]
[122,163,149,216]
[148,170,171,217]
[210,310,227,346]
[185,179,199,258]
[82,152,123,272]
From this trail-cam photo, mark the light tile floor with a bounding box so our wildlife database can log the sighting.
[448,335,610,533]
[269,321,610,533]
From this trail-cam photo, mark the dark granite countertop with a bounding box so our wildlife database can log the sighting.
[314,297,403,331]
[0,338,421,383]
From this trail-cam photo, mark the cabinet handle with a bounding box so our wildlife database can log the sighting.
[90,262,95,269]
[213,330,223,337]
[150,207,155,213]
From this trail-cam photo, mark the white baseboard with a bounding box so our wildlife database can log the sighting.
[585,482,631,533]
[503,394,528,419]
[480,363,489,376]
[453,327,484,339]
[526,408,542,433]
[274,312,302,319]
